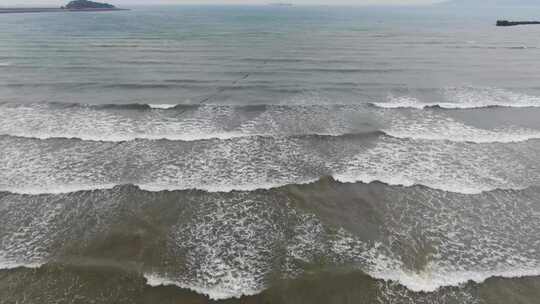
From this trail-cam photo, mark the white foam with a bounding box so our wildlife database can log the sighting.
[144,245,540,299]
[0,250,44,271]
[382,111,540,143]
[164,193,300,300]
[371,266,540,293]
[333,135,536,194]
[372,96,427,109]
[385,128,540,143]
[165,215,540,297]
[3,99,540,145]
[1,186,539,300]
[147,104,177,109]
[2,101,539,196]
[0,257,43,270]
[0,184,119,195]
[0,182,286,195]
[144,273,261,300]
[334,172,493,194]
[373,88,540,109]
[138,178,319,193]
[0,132,251,142]
[0,176,320,195]
[0,103,370,142]
[0,175,511,196]
[1,131,536,195]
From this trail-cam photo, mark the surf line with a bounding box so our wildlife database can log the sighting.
[195,60,269,104]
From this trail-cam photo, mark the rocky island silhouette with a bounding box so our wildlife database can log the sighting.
[62,0,117,10]
[0,0,126,14]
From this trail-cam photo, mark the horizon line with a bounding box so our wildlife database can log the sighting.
[0,2,446,9]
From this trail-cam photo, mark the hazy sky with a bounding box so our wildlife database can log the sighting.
[2,0,444,7]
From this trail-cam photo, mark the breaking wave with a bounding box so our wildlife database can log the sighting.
[1,179,539,301]
[2,101,540,143]
[372,87,540,109]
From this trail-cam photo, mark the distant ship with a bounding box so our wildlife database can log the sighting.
[496,20,540,26]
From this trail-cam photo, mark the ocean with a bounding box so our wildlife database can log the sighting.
[1,5,540,303]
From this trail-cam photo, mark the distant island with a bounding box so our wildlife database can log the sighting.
[0,0,126,14]
[62,0,116,10]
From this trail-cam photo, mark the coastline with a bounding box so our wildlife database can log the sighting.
[0,8,128,14]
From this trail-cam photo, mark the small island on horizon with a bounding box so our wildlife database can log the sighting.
[0,0,127,14]
[62,0,117,10]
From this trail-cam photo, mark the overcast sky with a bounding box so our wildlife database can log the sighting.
[2,0,445,7]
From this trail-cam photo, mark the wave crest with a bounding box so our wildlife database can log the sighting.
[372,88,540,109]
